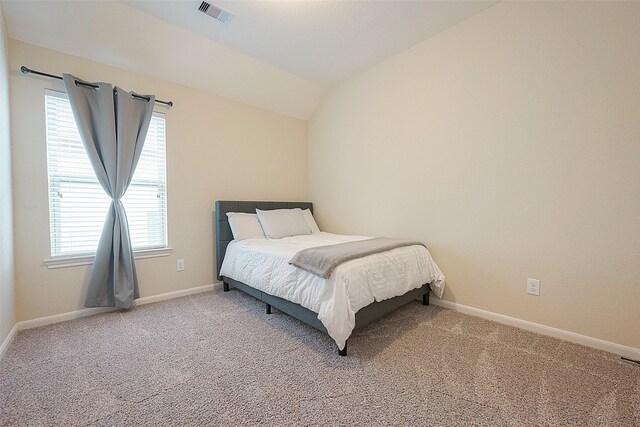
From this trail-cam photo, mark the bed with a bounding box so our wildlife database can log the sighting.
[215,200,445,356]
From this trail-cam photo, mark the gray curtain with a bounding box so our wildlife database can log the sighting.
[63,74,155,309]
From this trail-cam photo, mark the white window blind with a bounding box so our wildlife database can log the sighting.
[45,90,167,257]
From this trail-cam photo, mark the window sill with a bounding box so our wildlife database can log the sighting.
[44,247,173,269]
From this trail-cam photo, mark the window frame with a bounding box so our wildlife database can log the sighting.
[43,89,171,268]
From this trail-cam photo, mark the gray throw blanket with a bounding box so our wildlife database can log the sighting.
[289,238,426,279]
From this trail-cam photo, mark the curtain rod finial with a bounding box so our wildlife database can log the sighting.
[20,66,30,74]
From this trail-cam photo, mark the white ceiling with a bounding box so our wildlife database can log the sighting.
[124,0,496,87]
[2,0,496,119]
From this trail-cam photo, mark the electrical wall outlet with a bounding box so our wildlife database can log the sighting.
[527,278,540,296]
[176,259,185,272]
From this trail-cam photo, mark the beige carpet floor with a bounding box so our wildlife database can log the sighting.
[0,289,638,426]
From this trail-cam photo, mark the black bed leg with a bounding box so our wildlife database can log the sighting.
[338,341,347,357]
[266,304,272,315]
[422,292,430,306]
[223,281,229,292]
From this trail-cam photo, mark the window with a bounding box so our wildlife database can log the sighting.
[45,90,167,258]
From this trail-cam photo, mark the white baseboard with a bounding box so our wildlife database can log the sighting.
[5,283,637,363]
[135,283,220,305]
[16,307,117,330]
[15,283,220,332]
[430,298,640,360]
[0,325,18,361]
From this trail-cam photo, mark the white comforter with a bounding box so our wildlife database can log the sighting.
[219,232,445,350]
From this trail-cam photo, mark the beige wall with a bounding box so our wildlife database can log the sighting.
[0,4,16,344]
[308,2,640,349]
[10,40,307,322]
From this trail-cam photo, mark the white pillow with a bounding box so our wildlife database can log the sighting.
[256,208,312,239]
[226,212,265,240]
[302,209,321,234]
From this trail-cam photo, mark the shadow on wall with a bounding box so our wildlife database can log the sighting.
[73,260,94,310]
[425,244,496,306]
[211,209,218,282]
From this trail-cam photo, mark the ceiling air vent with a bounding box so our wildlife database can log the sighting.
[198,1,234,24]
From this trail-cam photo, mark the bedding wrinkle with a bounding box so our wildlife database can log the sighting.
[220,232,445,350]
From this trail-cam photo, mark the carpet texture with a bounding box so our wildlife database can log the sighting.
[0,289,638,426]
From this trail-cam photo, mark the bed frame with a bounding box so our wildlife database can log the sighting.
[215,200,430,356]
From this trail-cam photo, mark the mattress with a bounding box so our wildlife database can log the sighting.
[219,232,445,350]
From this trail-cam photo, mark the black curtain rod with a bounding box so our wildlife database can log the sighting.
[20,66,174,107]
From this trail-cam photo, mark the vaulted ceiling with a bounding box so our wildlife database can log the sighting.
[2,0,496,119]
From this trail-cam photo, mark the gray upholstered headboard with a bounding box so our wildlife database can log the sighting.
[215,201,313,279]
